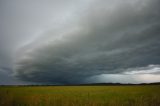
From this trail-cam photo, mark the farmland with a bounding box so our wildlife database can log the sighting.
[0,85,160,106]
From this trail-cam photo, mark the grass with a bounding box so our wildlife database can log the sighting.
[0,85,160,106]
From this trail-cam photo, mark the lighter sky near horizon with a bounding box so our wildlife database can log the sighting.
[0,0,160,85]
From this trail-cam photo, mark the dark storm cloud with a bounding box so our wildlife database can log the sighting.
[0,0,87,84]
[0,67,28,85]
[14,0,160,84]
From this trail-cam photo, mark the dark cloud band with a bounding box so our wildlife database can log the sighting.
[14,0,160,84]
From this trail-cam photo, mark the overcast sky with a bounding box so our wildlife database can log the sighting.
[0,0,160,85]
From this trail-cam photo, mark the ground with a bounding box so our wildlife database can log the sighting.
[0,85,160,106]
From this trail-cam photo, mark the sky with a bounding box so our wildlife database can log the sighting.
[0,0,160,85]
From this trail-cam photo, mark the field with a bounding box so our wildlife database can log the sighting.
[0,85,160,106]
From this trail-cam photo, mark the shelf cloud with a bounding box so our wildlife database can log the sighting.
[1,0,160,84]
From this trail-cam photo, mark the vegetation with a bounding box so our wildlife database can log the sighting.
[0,85,160,106]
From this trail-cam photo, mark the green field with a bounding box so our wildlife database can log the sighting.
[0,85,160,106]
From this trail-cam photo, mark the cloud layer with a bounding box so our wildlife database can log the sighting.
[86,65,160,84]
[14,0,160,84]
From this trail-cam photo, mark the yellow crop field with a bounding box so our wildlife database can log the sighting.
[0,85,160,106]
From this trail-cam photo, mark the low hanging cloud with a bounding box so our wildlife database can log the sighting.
[87,65,160,84]
[123,65,160,74]
[14,0,160,84]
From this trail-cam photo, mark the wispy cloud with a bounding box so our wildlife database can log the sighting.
[123,65,160,74]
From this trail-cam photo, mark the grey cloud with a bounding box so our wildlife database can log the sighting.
[0,0,89,84]
[123,65,160,74]
[0,67,28,85]
[86,65,160,83]
[14,0,160,84]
